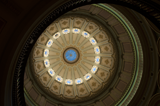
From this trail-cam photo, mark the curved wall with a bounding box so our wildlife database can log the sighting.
[0,0,160,106]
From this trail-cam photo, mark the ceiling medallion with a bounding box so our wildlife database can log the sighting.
[64,48,79,64]
[31,16,116,103]
[61,46,82,66]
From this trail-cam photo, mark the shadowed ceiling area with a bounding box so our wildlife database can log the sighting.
[0,0,160,106]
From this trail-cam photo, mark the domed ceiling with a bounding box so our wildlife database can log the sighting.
[32,16,116,102]
[24,4,143,106]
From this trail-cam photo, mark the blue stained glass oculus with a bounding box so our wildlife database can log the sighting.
[55,34,58,37]
[93,68,96,72]
[77,80,81,83]
[44,59,50,67]
[96,48,99,52]
[48,41,51,45]
[46,39,53,47]
[84,74,92,80]
[96,58,99,62]
[64,29,68,33]
[74,29,78,32]
[57,77,61,81]
[48,69,55,76]
[45,61,48,65]
[92,39,95,43]
[65,79,73,85]
[50,71,53,74]
[86,75,90,79]
[67,81,71,83]
[65,49,77,62]
[44,49,49,57]
[45,51,48,55]
[84,32,88,36]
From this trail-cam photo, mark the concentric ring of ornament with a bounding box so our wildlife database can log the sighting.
[42,28,101,85]
[28,4,142,104]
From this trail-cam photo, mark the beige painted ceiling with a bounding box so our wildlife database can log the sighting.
[24,4,143,106]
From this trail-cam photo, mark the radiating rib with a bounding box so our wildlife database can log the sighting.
[82,40,109,51]
[76,66,92,92]
[45,30,63,48]
[83,60,110,72]
[71,67,78,96]
[34,56,59,62]
[60,67,68,94]
[47,64,64,87]
[75,21,88,45]
[69,19,73,44]
[56,23,67,46]
[80,64,102,83]
[83,53,112,57]
[79,29,100,47]
[37,43,61,53]
[38,61,61,76]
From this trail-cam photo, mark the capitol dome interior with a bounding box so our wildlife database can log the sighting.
[0,0,160,106]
